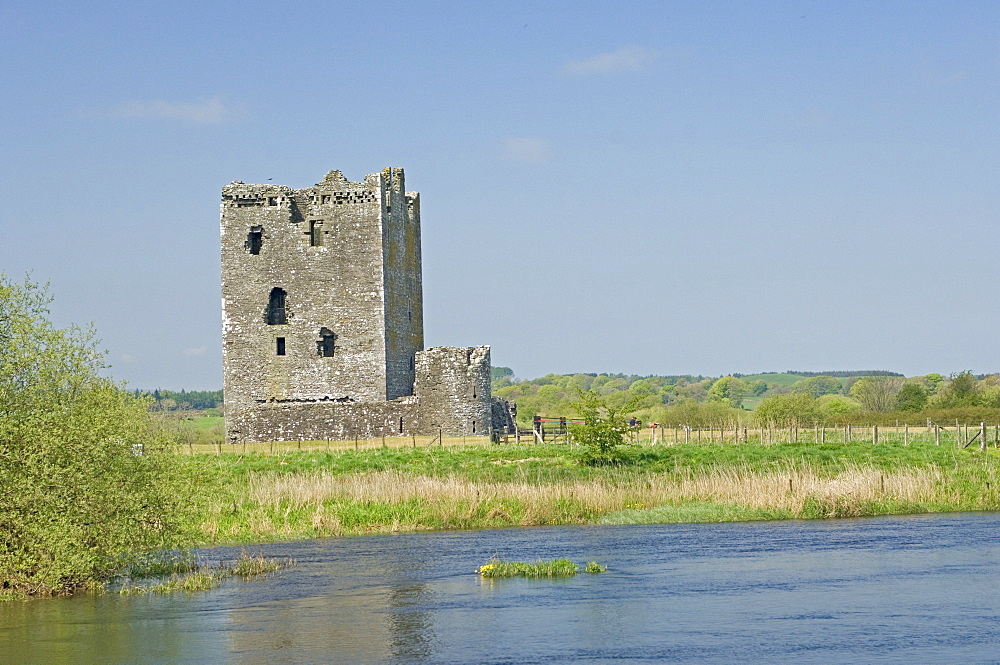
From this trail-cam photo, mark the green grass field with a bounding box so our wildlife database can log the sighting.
[183,438,1000,546]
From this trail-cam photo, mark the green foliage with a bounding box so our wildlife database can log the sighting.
[791,375,843,398]
[118,551,288,595]
[754,393,819,425]
[143,389,223,411]
[569,390,641,465]
[0,276,196,596]
[816,394,862,419]
[924,373,945,394]
[849,376,904,412]
[640,400,745,428]
[584,561,607,573]
[895,382,929,411]
[478,558,579,578]
[935,371,981,407]
[490,366,514,381]
[707,376,748,408]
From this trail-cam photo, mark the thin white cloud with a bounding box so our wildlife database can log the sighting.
[502,137,552,164]
[111,96,231,124]
[120,353,137,364]
[562,46,658,76]
[182,346,208,357]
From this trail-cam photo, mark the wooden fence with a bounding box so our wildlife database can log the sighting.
[510,418,1000,449]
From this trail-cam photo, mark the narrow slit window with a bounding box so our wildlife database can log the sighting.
[266,288,287,325]
[246,226,263,254]
[472,420,477,434]
[399,418,404,434]
[318,327,336,357]
[276,337,286,356]
[309,220,323,247]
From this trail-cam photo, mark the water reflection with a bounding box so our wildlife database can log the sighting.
[388,584,434,662]
[2,513,1000,664]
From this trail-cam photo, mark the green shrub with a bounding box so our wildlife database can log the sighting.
[0,276,197,596]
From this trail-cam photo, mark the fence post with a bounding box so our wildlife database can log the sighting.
[873,425,878,445]
[904,423,908,446]
[935,425,940,446]
[981,422,987,451]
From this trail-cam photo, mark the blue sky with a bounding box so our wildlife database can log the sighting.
[1,1,997,389]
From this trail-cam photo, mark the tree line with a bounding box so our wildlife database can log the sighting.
[492,368,1000,428]
[136,389,223,412]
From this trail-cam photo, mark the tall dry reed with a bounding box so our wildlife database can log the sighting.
[235,465,943,531]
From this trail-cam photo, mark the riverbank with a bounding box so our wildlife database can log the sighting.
[188,439,1000,544]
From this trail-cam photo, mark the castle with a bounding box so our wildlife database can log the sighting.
[221,168,509,444]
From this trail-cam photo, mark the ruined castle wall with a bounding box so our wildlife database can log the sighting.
[414,346,493,436]
[381,168,424,400]
[222,168,492,444]
[226,399,423,443]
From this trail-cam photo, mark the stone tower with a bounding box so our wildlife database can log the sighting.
[221,168,498,444]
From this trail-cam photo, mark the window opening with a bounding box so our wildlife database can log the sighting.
[309,220,323,246]
[246,226,263,254]
[266,288,287,325]
[472,420,477,434]
[318,327,336,357]
[399,418,404,434]
[276,337,286,356]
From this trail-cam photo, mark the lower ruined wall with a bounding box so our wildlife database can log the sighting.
[226,399,423,444]
[224,345,497,443]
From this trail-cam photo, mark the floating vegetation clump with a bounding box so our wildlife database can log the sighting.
[478,558,605,578]
[119,551,290,595]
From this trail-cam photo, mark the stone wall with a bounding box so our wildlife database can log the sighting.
[414,346,493,436]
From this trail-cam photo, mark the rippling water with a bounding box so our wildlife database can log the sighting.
[3,513,1000,664]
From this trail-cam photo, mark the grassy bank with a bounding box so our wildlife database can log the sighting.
[186,438,1000,545]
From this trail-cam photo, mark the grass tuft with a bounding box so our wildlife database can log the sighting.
[117,551,290,595]
[478,558,579,578]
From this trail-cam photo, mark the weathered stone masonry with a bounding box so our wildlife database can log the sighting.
[221,168,502,443]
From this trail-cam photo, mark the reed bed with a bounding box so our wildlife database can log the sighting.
[203,464,951,540]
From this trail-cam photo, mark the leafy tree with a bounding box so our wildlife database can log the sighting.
[748,380,768,396]
[895,382,929,412]
[816,394,862,419]
[924,373,945,394]
[0,276,195,596]
[490,366,514,381]
[707,376,748,408]
[754,393,819,425]
[849,376,904,412]
[569,390,641,465]
[792,375,842,398]
[940,371,980,407]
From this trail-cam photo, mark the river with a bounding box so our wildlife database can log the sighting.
[3,513,1000,664]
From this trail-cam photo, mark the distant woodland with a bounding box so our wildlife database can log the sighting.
[490,368,1000,428]
[150,369,1000,427]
